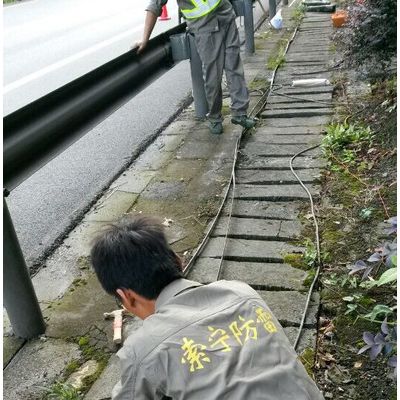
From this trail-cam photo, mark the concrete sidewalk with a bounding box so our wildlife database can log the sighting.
[4,4,334,399]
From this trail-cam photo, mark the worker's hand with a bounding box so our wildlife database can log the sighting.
[131,41,147,54]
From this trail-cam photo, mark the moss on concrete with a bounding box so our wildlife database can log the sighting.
[65,359,81,376]
[283,253,307,270]
[72,278,87,287]
[256,31,273,40]
[78,337,90,347]
[77,256,91,271]
[44,273,117,340]
[266,46,286,70]
[79,358,108,393]
[248,77,268,91]
[221,104,231,117]
[299,347,315,378]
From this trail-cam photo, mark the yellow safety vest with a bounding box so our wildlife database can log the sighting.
[181,0,222,19]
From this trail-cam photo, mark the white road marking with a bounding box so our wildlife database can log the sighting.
[3,25,144,93]
[289,0,297,7]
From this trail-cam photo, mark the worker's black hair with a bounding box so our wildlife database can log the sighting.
[90,215,183,300]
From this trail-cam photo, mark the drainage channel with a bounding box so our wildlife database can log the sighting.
[185,12,334,354]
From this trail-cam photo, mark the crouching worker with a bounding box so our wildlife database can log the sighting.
[91,216,325,400]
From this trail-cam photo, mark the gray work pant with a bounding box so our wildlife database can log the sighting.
[193,19,250,122]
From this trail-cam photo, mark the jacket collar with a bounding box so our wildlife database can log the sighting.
[155,279,202,311]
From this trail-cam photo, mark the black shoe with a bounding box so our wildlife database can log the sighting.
[231,115,257,129]
[208,121,223,135]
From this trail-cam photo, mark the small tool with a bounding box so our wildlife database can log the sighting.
[104,309,127,345]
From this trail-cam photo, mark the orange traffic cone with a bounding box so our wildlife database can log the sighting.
[159,5,171,21]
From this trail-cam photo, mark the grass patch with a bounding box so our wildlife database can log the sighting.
[44,382,82,400]
[248,77,268,91]
[291,3,306,24]
[299,348,315,378]
[65,360,81,376]
[266,43,287,70]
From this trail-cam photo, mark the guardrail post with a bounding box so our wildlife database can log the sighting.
[3,197,46,338]
[243,0,255,54]
[269,0,277,18]
[187,34,209,119]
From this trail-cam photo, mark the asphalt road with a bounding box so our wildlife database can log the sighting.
[3,0,180,115]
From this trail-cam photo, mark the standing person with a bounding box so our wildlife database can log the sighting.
[134,0,257,135]
[91,215,325,400]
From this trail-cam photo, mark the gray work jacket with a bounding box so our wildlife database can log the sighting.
[112,279,325,400]
[146,0,236,32]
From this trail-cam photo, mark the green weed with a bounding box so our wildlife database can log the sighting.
[44,382,82,400]
[304,239,317,268]
[266,47,286,70]
[322,123,373,156]
[291,4,306,24]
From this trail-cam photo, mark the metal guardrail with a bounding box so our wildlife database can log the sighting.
[4,198,46,338]
[3,23,186,192]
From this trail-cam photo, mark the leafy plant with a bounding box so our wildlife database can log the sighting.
[362,304,396,322]
[385,216,397,235]
[341,149,357,165]
[345,302,359,315]
[376,266,397,286]
[304,239,318,268]
[343,293,361,315]
[368,240,397,268]
[347,241,397,280]
[348,216,397,280]
[344,216,398,379]
[359,207,374,220]
[343,293,377,315]
[323,273,359,288]
[44,382,82,400]
[358,319,397,374]
[334,0,397,79]
[322,123,373,159]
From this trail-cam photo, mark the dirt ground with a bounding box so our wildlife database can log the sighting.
[312,62,397,399]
